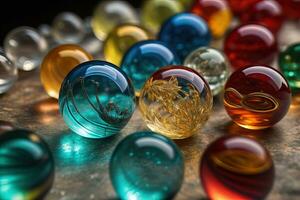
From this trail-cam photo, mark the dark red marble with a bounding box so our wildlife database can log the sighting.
[276,0,300,19]
[227,0,261,15]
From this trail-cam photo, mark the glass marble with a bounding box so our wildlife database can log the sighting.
[59,60,136,139]
[120,40,180,94]
[0,129,54,200]
[40,44,93,99]
[279,43,300,93]
[38,24,57,50]
[224,24,277,70]
[184,47,230,96]
[0,50,18,94]
[141,0,184,33]
[52,12,85,44]
[103,24,152,66]
[158,13,211,62]
[240,0,284,33]
[191,0,232,38]
[91,0,139,40]
[277,0,300,19]
[110,131,184,200]
[224,65,291,130]
[0,120,14,133]
[139,66,213,139]
[227,0,261,15]
[4,26,48,71]
[200,135,275,200]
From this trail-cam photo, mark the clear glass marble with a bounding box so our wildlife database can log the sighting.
[0,50,18,94]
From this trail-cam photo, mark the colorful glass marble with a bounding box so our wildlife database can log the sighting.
[184,47,230,96]
[4,26,48,71]
[227,0,261,15]
[159,13,211,62]
[276,0,300,19]
[40,44,93,99]
[224,65,291,130]
[139,66,213,139]
[200,135,275,200]
[59,60,136,139]
[103,24,152,66]
[0,50,18,94]
[52,12,86,44]
[224,24,277,70]
[191,0,232,38]
[240,0,284,33]
[110,131,184,200]
[121,40,180,93]
[0,129,54,200]
[279,43,300,93]
[91,0,139,40]
[141,0,184,33]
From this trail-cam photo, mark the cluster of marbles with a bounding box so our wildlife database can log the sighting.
[121,40,180,94]
[200,135,274,200]
[191,0,232,38]
[224,24,277,69]
[0,129,54,200]
[159,13,211,62]
[0,49,18,94]
[224,65,291,130]
[139,66,213,139]
[184,47,230,96]
[103,24,152,66]
[110,131,184,199]
[59,60,136,139]
[40,44,93,99]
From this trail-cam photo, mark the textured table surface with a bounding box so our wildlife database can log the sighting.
[1,22,300,200]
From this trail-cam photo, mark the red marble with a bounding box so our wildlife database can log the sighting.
[224,24,277,70]
[227,0,261,15]
[240,0,284,33]
[200,135,275,200]
[276,0,300,19]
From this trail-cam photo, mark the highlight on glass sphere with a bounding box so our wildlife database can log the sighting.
[223,65,291,130]
[59,60,136,139]
[4,26,48,71]
[52,12,86,44]
[200,135,275,200]
[0,49,18,94]
[139,65,213,139]
[110,131,184,200]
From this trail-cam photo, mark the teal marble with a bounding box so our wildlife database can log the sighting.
[0,129,54,200]
[110,131,184,200]
[120,40,180,93]
[59,60,136,139]
[158,13,211,62]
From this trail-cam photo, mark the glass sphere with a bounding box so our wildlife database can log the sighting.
[121,40,180,94]
[110,131,184,199]
[40,44,93,99]
[277,0,300,19]
[224,24,277,70]
[0,120,14,133]
[59,60,136,139]
[139,66,213,139]
[184,47,230,96]
[0,50,18,94]
[158,13,211,62]
[103,24,152,66]
[91,0,139,40]
[52,12,86,44]
[227,0,261,15]
[0,129,54,200]
[200,135,274,200]
[38,24,57,49]
[141,0,184,33]
[224,65,291,130]
[4,26,48,71]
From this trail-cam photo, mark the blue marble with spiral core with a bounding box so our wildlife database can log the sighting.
[0,129,54,200]
[59,60,136,139]
[158,13,211,62]
[120,40,180,93]
[110,131,184,200]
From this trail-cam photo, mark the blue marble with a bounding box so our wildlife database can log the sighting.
[158,13,211,62]
[59,60,136,139]
[0,129,54,200]
[110,131,184,200]
[120,40,180,93]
